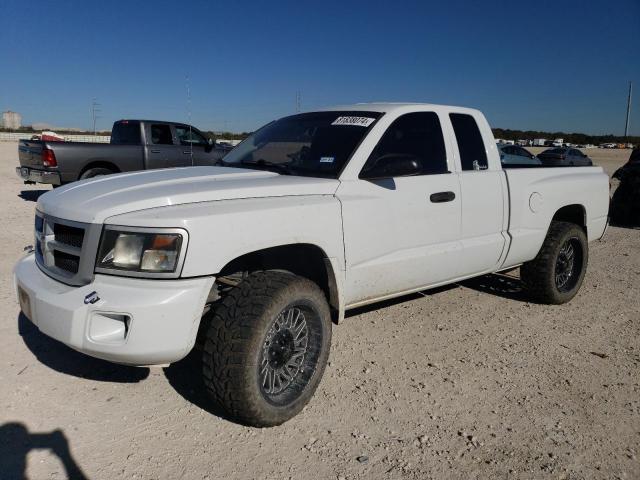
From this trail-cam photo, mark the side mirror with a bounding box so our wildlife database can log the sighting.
[361,154,422,180]
[208,138,214,145]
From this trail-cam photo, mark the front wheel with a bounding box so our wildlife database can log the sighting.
[521,221,588,304]
[202,271,332,427]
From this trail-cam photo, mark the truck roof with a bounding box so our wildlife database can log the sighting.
[316,102,482,116]
[116,119,194,126]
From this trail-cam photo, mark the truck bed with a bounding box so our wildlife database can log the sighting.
[18,140,143,183]
[502,165,609,267]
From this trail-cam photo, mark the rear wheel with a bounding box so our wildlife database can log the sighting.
[79,167,115,180]
[202,271,331,427]
[521,221,588,304]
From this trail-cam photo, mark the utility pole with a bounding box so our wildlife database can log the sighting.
[296,91,301,113]
[624,81,632,138]
[91,98,101,136]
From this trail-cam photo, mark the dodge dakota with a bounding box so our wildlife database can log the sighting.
[14,103,609,426]
[16,119,231,186]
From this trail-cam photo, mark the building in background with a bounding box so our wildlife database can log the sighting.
[2,111,22,130]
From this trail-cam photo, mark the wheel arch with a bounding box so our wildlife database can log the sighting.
[215,243,344,323]
[78,161,120,180]
[551,204,587,234]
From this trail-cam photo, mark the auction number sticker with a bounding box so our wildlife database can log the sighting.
[331,116,375,127]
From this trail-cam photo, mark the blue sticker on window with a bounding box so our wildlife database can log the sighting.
[319,157,335,163]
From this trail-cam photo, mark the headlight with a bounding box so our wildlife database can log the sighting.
[96,226,187,278]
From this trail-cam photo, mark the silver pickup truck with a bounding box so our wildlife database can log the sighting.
[16,119,231,186]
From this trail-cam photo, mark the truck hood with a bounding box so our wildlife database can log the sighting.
[37,166,340,224]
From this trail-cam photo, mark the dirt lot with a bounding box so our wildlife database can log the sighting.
[0,143,638,480]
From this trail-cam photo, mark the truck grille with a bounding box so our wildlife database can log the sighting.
[54,223,85,248]
[53,250,80,274]
[34,212,98,285]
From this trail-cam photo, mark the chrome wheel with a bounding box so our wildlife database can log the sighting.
[260,307,310,399]
[555,237,581,292]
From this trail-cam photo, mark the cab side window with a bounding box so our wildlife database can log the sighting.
[450,113,488,171]
[361,112,448,177]
[151,124,174,145]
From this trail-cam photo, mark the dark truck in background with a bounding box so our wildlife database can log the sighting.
[16,120,232,186]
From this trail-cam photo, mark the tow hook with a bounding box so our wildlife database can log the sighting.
[84,291,100,305]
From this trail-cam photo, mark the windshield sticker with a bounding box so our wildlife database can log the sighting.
[319,157,335,163]
[331,116,375,127]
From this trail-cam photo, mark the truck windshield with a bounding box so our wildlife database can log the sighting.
[221,111,382,178]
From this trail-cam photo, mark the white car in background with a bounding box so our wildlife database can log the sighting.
[497,143,541,166]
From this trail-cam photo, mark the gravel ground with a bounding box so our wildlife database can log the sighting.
[0,143,638,480]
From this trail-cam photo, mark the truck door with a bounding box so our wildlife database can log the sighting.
[338,111,463,306]
[449,113,507,275]
[146,123,185,169]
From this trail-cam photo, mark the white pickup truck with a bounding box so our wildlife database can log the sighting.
[14,103,609,426]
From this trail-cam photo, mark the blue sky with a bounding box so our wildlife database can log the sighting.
[1,0,639,134]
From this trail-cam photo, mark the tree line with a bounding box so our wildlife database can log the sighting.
[492,128,639,145]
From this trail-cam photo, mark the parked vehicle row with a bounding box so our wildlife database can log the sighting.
[14,102,610,427]
[16,120,232,186]
[497,144,593,167]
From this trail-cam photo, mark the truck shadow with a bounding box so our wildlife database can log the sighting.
[459,273,527,302]
[0,422,88,480]
[18,190,49,202]
[163,350,235,422]
[17,314,149,383]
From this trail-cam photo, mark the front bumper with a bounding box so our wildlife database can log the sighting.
[16,166,61,185]
[14,254,214,366]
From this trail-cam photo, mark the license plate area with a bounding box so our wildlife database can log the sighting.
[17,286,32,320]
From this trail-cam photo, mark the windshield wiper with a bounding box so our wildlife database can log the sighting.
[239,159,292,175]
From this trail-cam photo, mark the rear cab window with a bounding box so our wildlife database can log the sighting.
[449,113,488,171]
[111,121,141,145]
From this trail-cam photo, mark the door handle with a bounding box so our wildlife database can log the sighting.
[183,151,192,154]
[430,191,456,203]
[150,149,161,153]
